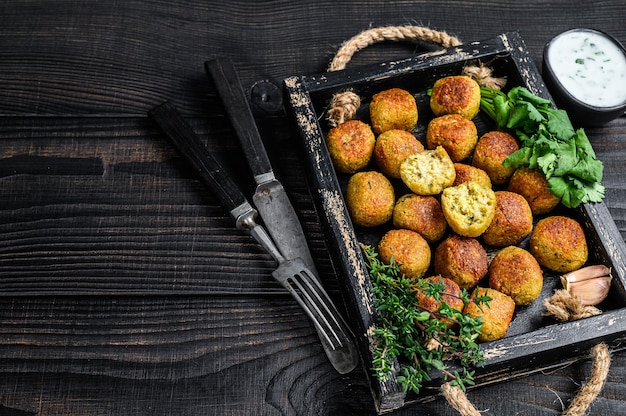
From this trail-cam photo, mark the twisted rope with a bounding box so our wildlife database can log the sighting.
[327,26,461,72]
[440,292,611,416]
[325,25,505,126]
[441,383,481,416]
[544,289,602,321]
[543,289,611,416]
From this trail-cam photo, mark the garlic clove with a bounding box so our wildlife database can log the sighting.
[561,264,611,283]
[561,269,612,306]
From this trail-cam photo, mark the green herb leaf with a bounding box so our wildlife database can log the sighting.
[480,86,605,208]
[363,245,486,395]
[545,109,575,140]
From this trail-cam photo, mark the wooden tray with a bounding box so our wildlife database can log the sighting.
[282,32,626,413]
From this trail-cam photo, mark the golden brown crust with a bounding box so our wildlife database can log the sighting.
[374,129,424,178]
[378,229,431,279]
[463,287,515,342]
[400,146,456,195]
[345,171,395,227]
[471,131,520,186]
[434,235,489,290]
[529,216,588,272]
[393,193,447,243]
[426,114,478,162]
[452,163,492,189]
[326,119,376,173]
[415,275,463,328]
[441,181,496,238]
[488,246,543,306]
[508,167,561,215]
[429,75,481,119]
[482,191,533,247]
[369,88,418,134]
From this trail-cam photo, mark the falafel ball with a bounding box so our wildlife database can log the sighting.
[345,171,395,227]
[452,163,492,189]
[488,246,543,306]
[529,216,588,272]
[463,287,515,342]
[482,191,533,247]
[393,193,447,243]
[400,146,456,195]
[508,167,561,215]
[434,235,489,290]
[378,229,431,279]
[441,181,496,238]
[430,75,481,119]
[426,114,478,162]
[415,275,463,328]
[326,119,376,173]
[472,131,520,186]
[374,129,424,178]
[369,88,418,134]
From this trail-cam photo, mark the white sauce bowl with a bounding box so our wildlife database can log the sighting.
[543,28,626,126]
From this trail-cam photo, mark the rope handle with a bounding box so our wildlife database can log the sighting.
[326,25,612,415]
[441,341,611,416]
[325,25,506,127]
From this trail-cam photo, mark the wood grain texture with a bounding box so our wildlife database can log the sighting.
[0,0,626,415]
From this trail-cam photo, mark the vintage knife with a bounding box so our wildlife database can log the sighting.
[205,58,318,277]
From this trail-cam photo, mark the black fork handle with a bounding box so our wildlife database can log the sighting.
[148,101,254,225]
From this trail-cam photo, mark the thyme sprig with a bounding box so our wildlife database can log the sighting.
[363,245,489,394]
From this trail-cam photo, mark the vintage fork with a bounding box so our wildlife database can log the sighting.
[148,101,359,374]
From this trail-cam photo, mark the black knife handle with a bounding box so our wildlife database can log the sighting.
[205,58,273,181]
[148,101,251,220]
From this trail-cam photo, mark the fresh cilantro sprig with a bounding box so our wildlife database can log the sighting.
[363,245,487,395]
[480,86,605,208]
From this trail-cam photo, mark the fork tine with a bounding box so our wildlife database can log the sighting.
[272,258,359,373]
[290,271,346,346]
[284,281,338,347]
[275,262,340,347]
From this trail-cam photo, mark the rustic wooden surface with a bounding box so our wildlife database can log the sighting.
[0,1,625,415]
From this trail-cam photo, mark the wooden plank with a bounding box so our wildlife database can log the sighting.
[0,116,332,296]
[0,2,624,116]
[0,295,625,415]
[0,1,624,415]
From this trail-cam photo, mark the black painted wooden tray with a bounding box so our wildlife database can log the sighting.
[283,32,626,413]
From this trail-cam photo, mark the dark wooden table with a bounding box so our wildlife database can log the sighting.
[1,1,625,415]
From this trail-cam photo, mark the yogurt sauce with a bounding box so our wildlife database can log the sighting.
[547,30,626,108]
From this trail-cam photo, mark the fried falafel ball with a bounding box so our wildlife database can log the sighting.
[393,193,447,243]
[463,287,515,342]
[488,246,543,306]
[415,275,463,328]
[434,235,489,290]
[369,88,418,134]
[326,119,376,173]
[426,114,478,162]
[378,229,431,279]
[529,216,588,273]
[441,181,496,238]
[345,171,395,227]
[430,75,481,119]
[374,129,424,178]
[472,131,520,186]
[452,163,492,189]
[482,191,533,247]
[400,146,456,195]
[508,167,561,215]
